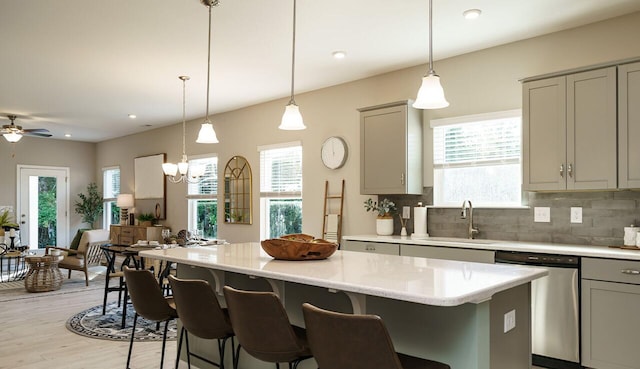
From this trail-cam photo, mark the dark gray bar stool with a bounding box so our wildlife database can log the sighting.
[222,286,312,369]
[168,275,236,369]
[302,302,451,369]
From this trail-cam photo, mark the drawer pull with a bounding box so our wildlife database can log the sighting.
[620,269,640,275]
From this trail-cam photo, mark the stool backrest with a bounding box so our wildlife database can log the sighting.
[123,266,175,322]
[168,275,233,339]
[302,302,403,369]
[223,286,306,363]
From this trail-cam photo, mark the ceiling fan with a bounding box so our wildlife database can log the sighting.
[1,115,52,142]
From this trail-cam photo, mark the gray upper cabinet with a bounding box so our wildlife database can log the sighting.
[359,101,422,194]
[523,67,617,191]
[618,61,640,189]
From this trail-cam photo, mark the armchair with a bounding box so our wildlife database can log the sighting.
[46,229,110,286]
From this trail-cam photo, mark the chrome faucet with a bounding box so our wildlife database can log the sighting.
[461,200,479,239]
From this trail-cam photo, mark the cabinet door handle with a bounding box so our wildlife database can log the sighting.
[620,269,640,275]
[560,164,564,178]
[401,173,405,185]
[568,164,573,178]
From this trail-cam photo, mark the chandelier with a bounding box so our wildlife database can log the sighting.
[162,76,205,184]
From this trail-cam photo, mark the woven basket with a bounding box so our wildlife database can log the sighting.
[261,234,338,261]
[24,255,64,292]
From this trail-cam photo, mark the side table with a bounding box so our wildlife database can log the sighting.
[24,255,64,292]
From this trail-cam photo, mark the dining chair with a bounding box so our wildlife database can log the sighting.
[168,275,236,369]
[302,302,450,369]
[123,266,178,369]
[222,286,312,369]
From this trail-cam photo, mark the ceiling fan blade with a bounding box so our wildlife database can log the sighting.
[23,128,51,133]
[23,132,52,138]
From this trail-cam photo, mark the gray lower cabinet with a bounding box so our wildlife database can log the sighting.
[400,244,495,263]
[582,257,640,369]
[341,240,399,255]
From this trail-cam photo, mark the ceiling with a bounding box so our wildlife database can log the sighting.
[2,0,640,143]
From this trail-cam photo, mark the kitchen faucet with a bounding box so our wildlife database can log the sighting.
[461,200,479,239]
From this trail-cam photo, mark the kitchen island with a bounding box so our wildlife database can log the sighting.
[141,243,547,369]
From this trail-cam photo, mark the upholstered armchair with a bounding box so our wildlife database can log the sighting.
[46,229,110,286]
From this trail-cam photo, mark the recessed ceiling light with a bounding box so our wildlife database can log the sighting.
[332,51,346,59]
[128,114,137,119]
[64,133,71,138]
[463,9,481,20]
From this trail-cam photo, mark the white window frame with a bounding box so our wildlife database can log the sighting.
[102,166,120,229]
[186,154,218,238]
[431,109,522,207]
[258,141,303,240]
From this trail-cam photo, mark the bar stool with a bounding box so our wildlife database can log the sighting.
[222,286,312,369]
[302,303,450,369]
[168,275,236,369]
[123,266,178,369]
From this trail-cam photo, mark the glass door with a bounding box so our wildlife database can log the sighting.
[18,166,69,249]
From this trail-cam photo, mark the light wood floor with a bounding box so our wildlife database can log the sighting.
[0,275,181,369]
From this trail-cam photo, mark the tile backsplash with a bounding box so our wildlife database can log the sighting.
[385,190,640,246]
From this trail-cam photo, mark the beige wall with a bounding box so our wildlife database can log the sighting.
[88,10,640,242]
[0,136,96,239]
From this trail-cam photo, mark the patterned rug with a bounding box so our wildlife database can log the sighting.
[66,301,178,342]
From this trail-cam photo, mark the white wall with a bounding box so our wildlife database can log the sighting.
[95,11,640,242]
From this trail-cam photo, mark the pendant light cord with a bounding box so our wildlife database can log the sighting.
[289,0,297,105]
[205,3,213,122]
[181,77,187,157]
[428,0,434,74]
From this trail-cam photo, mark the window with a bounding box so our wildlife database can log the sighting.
[259,142,302,240]
[187,155,218,239]
[102,166,120,228]
[432,110,522,207]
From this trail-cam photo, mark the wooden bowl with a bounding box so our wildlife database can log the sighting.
[261,234,338,261]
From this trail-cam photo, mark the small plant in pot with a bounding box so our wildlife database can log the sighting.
[137,213,155,227]
[364,198,397,236]
[0,209,19,238]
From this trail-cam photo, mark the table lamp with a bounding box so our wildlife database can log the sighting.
[116,194,134,225]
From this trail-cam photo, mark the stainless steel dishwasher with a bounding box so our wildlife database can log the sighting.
[495,251,580,369]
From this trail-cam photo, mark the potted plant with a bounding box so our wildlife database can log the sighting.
[0,209,19,238]
[137,213,155,227]
[364,198,397,236]
[74,183,103,229]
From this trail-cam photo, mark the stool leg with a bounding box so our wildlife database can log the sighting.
[185,329,192,369]
[159,319,169,369]
[175,326,185,369]
[126,313,138,369]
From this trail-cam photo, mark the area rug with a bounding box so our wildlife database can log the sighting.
[66,301,177,342]
[0,272,104,303]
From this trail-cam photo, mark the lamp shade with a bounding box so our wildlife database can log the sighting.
[196,122,219,143]
[162,163,178,177]
[3,132,22,142]
[413,73,449,109]
[116,193,134,208]
[279,103,306,130]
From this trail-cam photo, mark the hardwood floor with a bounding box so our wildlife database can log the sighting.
[0,277,180,369]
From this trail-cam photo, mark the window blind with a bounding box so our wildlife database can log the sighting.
[187,156,218,198]
[260,145,302,198]
[102,167,120,200]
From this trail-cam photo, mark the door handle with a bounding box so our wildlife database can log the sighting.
[568,164,573,178]
[560,164,564,178]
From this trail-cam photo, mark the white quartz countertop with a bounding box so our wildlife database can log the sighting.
[140,242,547,307]
[342,235,640,260]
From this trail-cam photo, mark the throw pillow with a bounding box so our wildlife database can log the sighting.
[69,229,90,250]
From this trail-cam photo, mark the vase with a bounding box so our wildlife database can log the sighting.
[376,217,394,236]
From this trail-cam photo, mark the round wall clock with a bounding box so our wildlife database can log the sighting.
[321,136,348,169]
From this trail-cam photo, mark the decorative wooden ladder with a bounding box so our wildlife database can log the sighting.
[322,179,345,247]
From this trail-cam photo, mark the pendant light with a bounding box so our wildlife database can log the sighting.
[196,0,220,143]
[279,0,306,130]
[162,76,206,184]
[413,0,449,109]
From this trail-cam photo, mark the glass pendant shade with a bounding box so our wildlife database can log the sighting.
[279,103,306,130]
[162,163,178,177]
[4,133,22,142]
[189,164,205,178]
[413,72,449,109]
[178,161,189,175]
[196,121,219,143]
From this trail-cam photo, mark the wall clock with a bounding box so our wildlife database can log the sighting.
[321,136,348,169]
